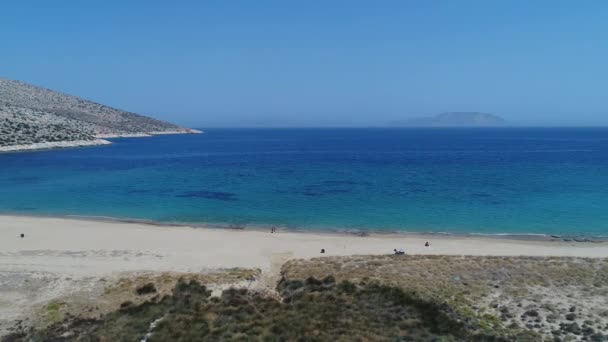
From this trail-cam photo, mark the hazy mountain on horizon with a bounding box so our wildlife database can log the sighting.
[388,112,507,127]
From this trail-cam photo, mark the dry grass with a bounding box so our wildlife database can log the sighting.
[5,256,608,341]
[3,277,523,341]
[282,255,608,340]
[5,268,260,336]
[104,267,260,303]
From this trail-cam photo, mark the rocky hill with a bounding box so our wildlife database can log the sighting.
[0,77,199,150]
[389,112,506,127]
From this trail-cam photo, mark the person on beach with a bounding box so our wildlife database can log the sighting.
[425,241,430,247]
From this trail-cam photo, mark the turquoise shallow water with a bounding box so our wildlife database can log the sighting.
[1,128,607,237]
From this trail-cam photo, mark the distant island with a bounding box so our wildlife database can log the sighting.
[389,112,506,127]
[0,77,201,152]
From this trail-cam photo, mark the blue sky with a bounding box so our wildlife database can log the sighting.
[1,1,607,127]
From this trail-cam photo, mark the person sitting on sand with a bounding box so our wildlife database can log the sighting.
[425,241,430,247]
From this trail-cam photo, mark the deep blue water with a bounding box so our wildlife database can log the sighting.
[1,128,608,236]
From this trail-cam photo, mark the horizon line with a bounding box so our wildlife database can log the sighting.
[188,125,608,129]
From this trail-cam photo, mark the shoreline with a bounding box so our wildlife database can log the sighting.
[2,212,605,243]
[0,139,111,153]
[96,129,203,139]
[0,138,111,153]
[2,214,607,261]
[0,130,203,153]
[2,214,607,285]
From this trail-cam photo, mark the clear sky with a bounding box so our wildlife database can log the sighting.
[2,1,608,127]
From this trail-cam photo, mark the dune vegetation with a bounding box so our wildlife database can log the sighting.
[283,255,608,341]
[3,256,607,341]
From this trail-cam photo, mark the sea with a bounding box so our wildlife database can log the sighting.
[1,128,607,238]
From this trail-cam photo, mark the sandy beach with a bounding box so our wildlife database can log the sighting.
[1,214,607,335]
[2,215,607,277]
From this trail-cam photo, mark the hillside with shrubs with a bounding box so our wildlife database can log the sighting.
[0,77,194,148]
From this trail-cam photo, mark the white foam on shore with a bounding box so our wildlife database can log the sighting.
[0,139,111,153]
[96,129,203,139]
[149,129,203,135]
[1,129,203,153]
[96,133,151,138]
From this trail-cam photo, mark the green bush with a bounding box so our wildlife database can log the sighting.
[6,277,541,342]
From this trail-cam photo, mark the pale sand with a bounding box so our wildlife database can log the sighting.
[1,215,607,277]
[1,215,607,333]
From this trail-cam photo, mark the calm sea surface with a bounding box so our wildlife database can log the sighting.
[1,128,607,237]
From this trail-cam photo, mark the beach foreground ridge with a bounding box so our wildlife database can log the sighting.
[1,215,607,340]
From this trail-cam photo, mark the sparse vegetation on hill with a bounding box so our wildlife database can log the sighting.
[0,103,95,146]
[0,77,196,149]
